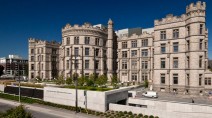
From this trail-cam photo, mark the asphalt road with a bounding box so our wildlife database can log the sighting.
[0,99,98,118]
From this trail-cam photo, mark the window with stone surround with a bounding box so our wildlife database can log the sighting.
[122,42,127,48]
[131,40,137,48]
[199,56,203,68]
[173,42,179,52]
[187,74,190,86]
[31,64,34,70]
[131,60,137,69]
[131,73,137,81]
[74,47,79,56]
[131,50,137,57]
[66,60,69,69]
[200,24,203,34]
[122,51,127,58]
[199,74,202,86]
[95,38,100,46]
[173,74,178,84]
[142,49,148,57]
[142,39,148,47]
[95,48,99,56]
[31,73,34,79]
[85,48,89,56]
[161,43,166,53]
[74,37,79,44]
[199,39,203,50]
[31,56,34,61]
[161,74,165,84]
[187,26,190,36]
[122,61,127,69]
[161,58,166,69]
[173,29,179,39]
[31,49,34,54]
[95,60,99,69]
[84,37,90,44]
[85,60,89,69]
[75,59,79,69]
[142,61,148,69]
[142,73,148,81]
[187,56,190,68]
[160,31,166,40]
[205,77,211,85]
[67,37,70,45]
[66,48,69,56]
[173,57,178,68]
[122,72,127,76]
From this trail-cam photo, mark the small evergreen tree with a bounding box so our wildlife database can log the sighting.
[78,75,85,86]
[1,105,32,118]
[111,74,119,88]
[96,74,107,87]
[66,77,73,85]
[55,75,65,85]
[144,80,149,88]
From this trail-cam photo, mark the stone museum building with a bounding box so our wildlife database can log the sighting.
[29,1,212,94]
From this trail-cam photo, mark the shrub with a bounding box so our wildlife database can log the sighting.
[1,105,32,118]
[124,111,127,114]
[155,116,159,118]
[149,115,154,118]
[138,113,143,117]
[144,115,149,118]
[128,111,132,115]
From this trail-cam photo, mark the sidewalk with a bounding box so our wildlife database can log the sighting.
[0,98,98,118]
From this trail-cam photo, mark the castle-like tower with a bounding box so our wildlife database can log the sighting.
[59,20,117,79]
[28,38,60,80]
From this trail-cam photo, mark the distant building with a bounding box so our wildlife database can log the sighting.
[0,55,28,76]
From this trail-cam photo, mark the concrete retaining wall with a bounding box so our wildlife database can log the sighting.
[44,87,131,112]
[0,84,4,92]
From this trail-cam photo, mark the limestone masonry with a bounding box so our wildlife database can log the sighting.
[29,1,212,94]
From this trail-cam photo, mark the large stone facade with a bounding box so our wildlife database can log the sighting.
[29,1,212,94]
[29,20,117,80]
[117,1,211,94]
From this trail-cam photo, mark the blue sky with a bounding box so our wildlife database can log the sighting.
[0,0,211,59]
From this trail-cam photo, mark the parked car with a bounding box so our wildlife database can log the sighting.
[142,91,158,98]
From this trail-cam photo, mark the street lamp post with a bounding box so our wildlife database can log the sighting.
[73,54,78,113]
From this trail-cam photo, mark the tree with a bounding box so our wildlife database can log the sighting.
[96,74,107,87]
[78,76,85,86]
[0,105,32,118]
[66,77,73,85]
[111,74,119,88]
[55,75,65,85]
[0,65,4,76]
[144,80,149,88]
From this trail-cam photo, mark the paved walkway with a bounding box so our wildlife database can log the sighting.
[0,98,98,118]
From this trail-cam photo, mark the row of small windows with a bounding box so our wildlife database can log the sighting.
[160,74,211,86]
[30,48,57,54]
[122,39,148,49]
[160,24,204,40]
[122,60,148,69]
[122,72,148,81]
[66,37,106,46]
[122,49,148,58]
[66,48,106,57]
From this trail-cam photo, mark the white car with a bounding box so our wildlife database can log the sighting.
[142,91,158,98]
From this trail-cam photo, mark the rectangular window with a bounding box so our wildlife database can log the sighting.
[31,56,34,61]
[74,37,79,44]
[205,78,211,85]
[122,51,127,58]
[85,48,89,56]
[187,40,190,51]
[173,42,179,52]
[131,40,137,48]
[199,56,202,68]
[142,39,148,47]
[173,57,178,68]
[122,72,127,76]
[131,60,137,69]
[31,49,34,54]
[142,73,148,81]
[52,49,57,54]
[31,73,34,79]
[84,37,90,44]
[122,61,127,69]
[95,48,99,56]
[122,42,127,48]
[66,48,69,56]
[67,37,70,45]
[173,74,178,84]
[187,26,190,36]
[161,58,166,69]
[199,74,202,86]
[31,64,34,70]
[160,31,166,40]
[75,60,78,69]
[131,50,137,57]
[95,38,100,46]
[74,47,79,56]
[66,60,69,69]
[161,74,165,84]
[142,49,148,57]
[200,24,203,34]
[131,73,137,81]
[85,60,89,69]
[142,61,148,69]
[161,43,166,53]
[199,39,203,50]
[187,56,190,68]
[187,74,190,86]
[95,60,99,69]
[173,29,179,39]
